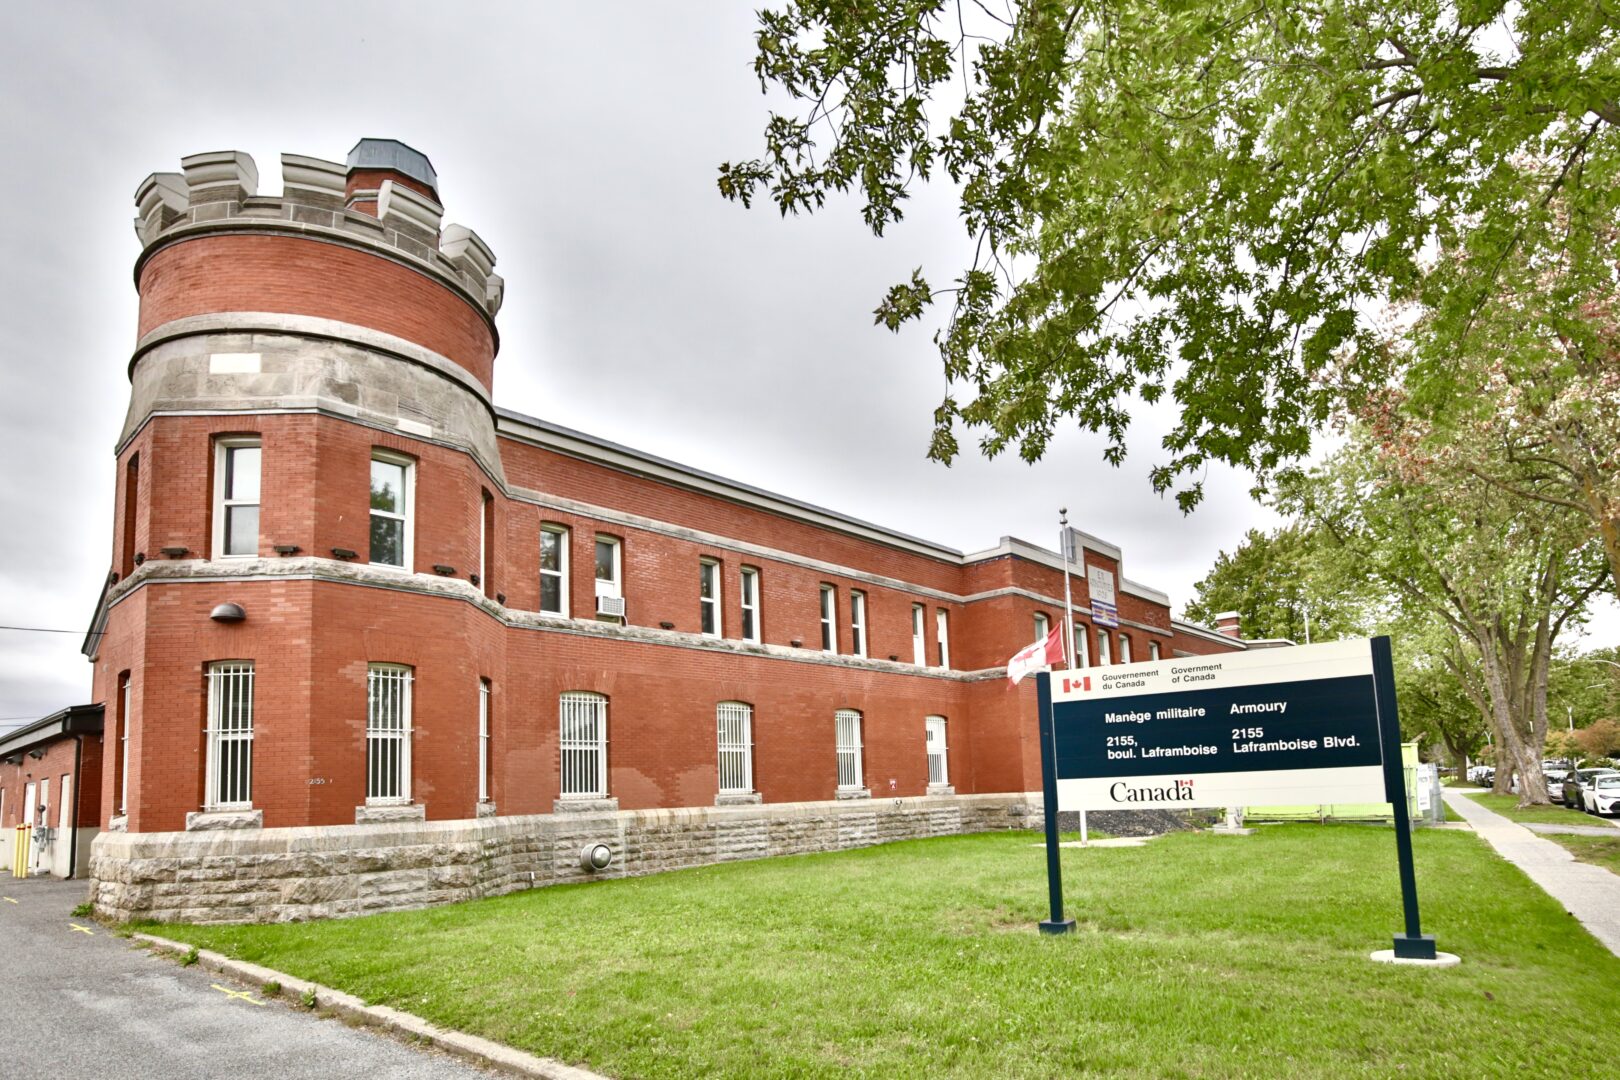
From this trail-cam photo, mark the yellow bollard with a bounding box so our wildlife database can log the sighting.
[13,825,30,879]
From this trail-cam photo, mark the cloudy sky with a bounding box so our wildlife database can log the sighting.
[0,3,1611,729]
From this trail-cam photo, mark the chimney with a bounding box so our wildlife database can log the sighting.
[1214,611,1242,639]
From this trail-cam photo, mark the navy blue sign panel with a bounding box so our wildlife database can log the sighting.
[1046,638,1390,811]
[1054,674,1383,781]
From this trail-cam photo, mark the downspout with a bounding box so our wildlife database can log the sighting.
[68,734,82,880]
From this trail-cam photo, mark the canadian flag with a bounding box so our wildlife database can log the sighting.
[1007,624,1066,686]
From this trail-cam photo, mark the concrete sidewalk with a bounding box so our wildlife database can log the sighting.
[1443,788,1620,957]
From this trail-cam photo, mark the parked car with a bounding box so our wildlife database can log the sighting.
[1563,768,1619,810]
[1581,774,1620,816]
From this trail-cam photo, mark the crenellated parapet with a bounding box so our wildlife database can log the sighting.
[132,140,504,321]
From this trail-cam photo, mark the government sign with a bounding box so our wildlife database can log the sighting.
[1049,639,1388,811]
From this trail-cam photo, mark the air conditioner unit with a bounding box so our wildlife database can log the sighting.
[596,595,626,618]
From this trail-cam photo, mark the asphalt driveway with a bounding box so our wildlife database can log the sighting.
[0,876,492,1080]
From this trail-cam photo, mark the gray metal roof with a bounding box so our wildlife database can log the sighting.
[346,139,437,190]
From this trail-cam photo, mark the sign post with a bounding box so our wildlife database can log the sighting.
[1035,636,1443,960]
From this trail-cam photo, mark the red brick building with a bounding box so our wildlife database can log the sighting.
[77,140,1247,915]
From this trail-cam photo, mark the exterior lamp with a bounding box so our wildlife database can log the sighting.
[210,602,247,623]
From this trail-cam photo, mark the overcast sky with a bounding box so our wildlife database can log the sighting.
[0,3,1612,728]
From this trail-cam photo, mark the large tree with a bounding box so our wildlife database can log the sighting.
[722,1,1620,506]
[1289,434,1606,804]
[1182,525,1363,643]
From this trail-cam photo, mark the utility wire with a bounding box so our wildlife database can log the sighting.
[0,625,104,636]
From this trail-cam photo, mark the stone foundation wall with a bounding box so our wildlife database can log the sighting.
[90,792,1042,924]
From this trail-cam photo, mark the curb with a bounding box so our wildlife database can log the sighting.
[131,932,609,1080]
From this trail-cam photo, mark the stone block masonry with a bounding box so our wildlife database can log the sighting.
[90,792,1040,924]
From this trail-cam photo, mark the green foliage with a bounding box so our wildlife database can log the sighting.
[1182,525,1364,642]
[262,980,281,998]
[70,902,93,918]
[300,987,317,1009]
[725,0,1620,506]
[179,946,199,967]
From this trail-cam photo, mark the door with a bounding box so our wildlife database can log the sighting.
[21,781,36,874]
[33,778,49,872]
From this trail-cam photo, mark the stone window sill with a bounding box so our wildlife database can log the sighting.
[715,792,763,806]
[185,808,264,831]
[476,800,498,819]
[553,797,620,814]
[355,803,426,824]
[927,784,957,797]
[835,787,872,801]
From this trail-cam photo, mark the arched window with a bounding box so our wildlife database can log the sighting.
[559,691,608,798]
[717,702,754,794]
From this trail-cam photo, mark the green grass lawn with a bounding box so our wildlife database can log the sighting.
[147,827,1620,1080]
[1460,791,1593,825]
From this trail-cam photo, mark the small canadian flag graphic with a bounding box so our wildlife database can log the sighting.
[1062,676,1092,693]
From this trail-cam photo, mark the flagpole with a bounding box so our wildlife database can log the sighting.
[1058,508,1087,847]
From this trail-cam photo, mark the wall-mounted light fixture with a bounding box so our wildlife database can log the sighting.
[469,573,481,587]
[495,593,506,605]
[160,546,189,558]
[659,620,675,630]
[331,548,357,560]
[210,602,247,623]
[433,564,456,576]
[27,749,44,760]
[790,638,803,648]
[579,842,614,873]
[133,552,146,566]
[273,544,301,556]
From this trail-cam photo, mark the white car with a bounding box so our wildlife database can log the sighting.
[1583,774,1620,816]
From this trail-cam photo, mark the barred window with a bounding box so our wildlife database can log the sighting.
[367,664,413,805]
[560,691,608,798]
[205,661,254,809]
[478,678,492,803]
[717,701,753,795]
[926,715,949,786]
[835,709,864,791]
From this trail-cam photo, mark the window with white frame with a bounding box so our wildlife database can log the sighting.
[717,701,753,794]
[739,567,761,643]
[594,536,622,620]
[479,491,494,596]
[700,558,721,636]
[1150,640,1161,660]
[1119,633,1132,664]
[559,691,608,798]
[540,524,569,615]
[849,590,867,657]
[835,709,864,790]
[926,715,949,786]
[366,663,413,805]
[1097,630,1112,666]
[1034,612,1049,644]
[204,661,254,810]
[478,678,491,803]
[214,438,260,558]
[369,452,413,569]
[935,609,951,668]
[118,673,130,816]
[912,603,926,665]
[820,585,837,653]
[1074,624,1090,668]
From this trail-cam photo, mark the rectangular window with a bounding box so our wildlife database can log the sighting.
[559,691,608,798]
[369,453,413,569]
[540,524,569,615]
[1034,613,1049,644]
[1150,640,1161,661]
[366,664,413,805]
[926,715,949,786]
[479,491,494,596]
[122,454,139,576]
[205,661,254,809]
[912,603,926,665]
[1074,624,1090,668]
[1119,634,1132,664]
[117,673,131,817]
[717,701,754,794]
[935,609,950,668]
[478,678,491,803]
[849,590,867,658]
[739,567,761,643]
[700,558,721,637]
[820,585,837,653]
[214,439,261,559]
[835,710,864,790]
[1098,631,1112,666]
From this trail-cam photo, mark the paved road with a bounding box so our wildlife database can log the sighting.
[0,876,492,1080]
[1443,788,1620,957]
